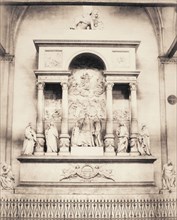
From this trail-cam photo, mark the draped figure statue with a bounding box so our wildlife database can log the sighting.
[138,125,151,156]
[45,122,58,153]
[22,123,36,155]
[116,123,129,153]
[71,122,80,147]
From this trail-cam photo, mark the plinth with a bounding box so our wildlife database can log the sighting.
[17,155,157,194]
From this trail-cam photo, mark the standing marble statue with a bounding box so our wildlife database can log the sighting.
[45,122,58,153]
[116,123,129,153]
[71,121,80,147]
[162,161,176,191]
[22,123,36,155]
[138,125,151,156]
[93,116,103,147]
[0,163,15,190]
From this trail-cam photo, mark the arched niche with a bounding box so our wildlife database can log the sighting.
[69,52,106,70]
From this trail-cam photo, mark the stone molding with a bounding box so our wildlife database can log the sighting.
[159,57,177,64]
[34,40,140,52]
[17,155,157,163]
[2,0,177,6]
[0,54,14,62]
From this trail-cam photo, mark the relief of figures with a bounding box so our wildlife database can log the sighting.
[116,123,129,153]
[80,73,91,97]
[71,114,103,147]
[69,70,106,120]
[68,71,105,98]
[113,109,130,121]
[45,99,62,121]
[137,125,151,156]
[22,123,36,155]
[45,121,59,153]
[94,78,105,97]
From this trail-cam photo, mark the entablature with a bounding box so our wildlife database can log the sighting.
[33,39,140,72]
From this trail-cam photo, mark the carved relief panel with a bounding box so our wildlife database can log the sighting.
[39,48,63,70]
[68,69,106,120]
[44,83,62,121]
[112,84,130,123]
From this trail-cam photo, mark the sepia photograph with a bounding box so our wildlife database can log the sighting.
[0,0,177,219]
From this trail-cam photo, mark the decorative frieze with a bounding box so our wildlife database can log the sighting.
[60,164,115,182]
[0,197,176,219]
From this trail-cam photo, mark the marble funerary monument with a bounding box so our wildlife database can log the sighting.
[17,40,157,189]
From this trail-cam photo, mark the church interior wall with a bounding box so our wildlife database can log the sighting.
[0,3,177,219]
[164,63,177,167]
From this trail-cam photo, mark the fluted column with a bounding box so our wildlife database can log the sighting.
[104,82,115,155]
[129,82,139,155]
[35,82,45,155]
[59,82,70,155]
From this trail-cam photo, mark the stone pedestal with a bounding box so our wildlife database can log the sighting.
[17,155,157,194]
[71,147,103,157]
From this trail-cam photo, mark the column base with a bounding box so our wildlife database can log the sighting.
[35,133,45,155]
[130,135,139,155]
[104,134,115,156]
[59,134,70,155]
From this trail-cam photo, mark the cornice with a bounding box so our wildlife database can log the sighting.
[0,53,14,62]
[159,56,177,64]
[1,0,177,6]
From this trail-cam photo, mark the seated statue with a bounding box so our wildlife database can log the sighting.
[0,163,15,190]
[22,123,36,155]
[45,121,58,153]
[76,113,94,147]
[138,125,151,156]
[162,161,176,191]
[116,123,129,153]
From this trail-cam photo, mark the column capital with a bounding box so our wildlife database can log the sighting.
[0,53,14,62]
[129,82,137,91]
[106,82,114,90]
[61,82,68,90]
[36,81,45,90]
